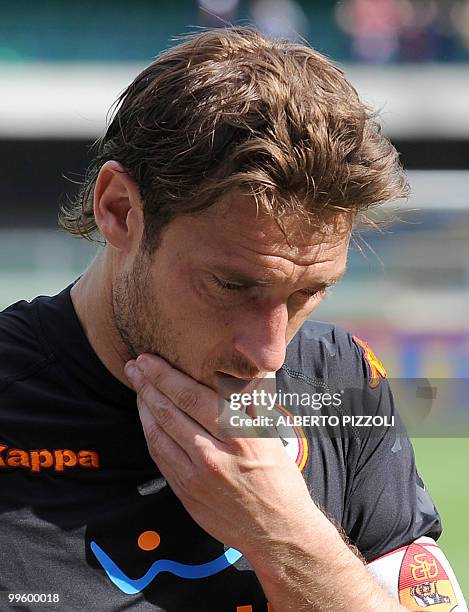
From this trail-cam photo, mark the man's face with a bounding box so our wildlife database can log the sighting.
[112,193,351,394]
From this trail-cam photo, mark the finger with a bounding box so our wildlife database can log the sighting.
[127,363,224,458]
[132,354,221,435]
[137,403,196,503]
[137,399,193,477]
[124,361,147,394]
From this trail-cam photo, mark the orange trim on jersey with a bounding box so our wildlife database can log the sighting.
[352,336,387,388]
[273,404,309,472]
[236,603,276,611]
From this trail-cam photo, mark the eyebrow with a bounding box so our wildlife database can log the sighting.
[211,264,347,289]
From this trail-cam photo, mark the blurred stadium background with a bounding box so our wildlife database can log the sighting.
[0,0,467,595]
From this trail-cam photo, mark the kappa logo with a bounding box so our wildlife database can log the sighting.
[0,443,100,473]
[352,336,387,388]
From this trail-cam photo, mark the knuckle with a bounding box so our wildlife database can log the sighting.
[141,364,168,389]
[175,388,199,413]
[197,444,223,477]
[156,402,173,429]
[204,454,223,476]
[228,436,248,454]
[152,369,169,387]
[192,433,211,454]
[182,465,201,491]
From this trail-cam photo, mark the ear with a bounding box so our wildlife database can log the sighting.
[93,160,143,252]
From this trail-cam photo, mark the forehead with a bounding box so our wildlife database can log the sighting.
[189,192,353,268]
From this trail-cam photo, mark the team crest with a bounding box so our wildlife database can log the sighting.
[399,543,457,611]
[352,336,387,388]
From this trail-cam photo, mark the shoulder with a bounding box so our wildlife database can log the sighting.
[0,297,53,390]
[283,320,380,387]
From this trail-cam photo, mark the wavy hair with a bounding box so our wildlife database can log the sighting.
[59,26,408,252]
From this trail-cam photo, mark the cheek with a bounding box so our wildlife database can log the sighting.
[161,270,230,341]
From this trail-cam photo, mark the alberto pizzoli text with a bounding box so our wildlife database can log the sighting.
[229,414,395,428]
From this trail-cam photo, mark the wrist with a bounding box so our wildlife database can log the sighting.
[243,512,405,612]
[244,516,401,612]
[243,502,350,577]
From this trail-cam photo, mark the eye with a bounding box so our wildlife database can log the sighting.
[208,275,330,300]
[297,287,328,300]
[209,275,247,292]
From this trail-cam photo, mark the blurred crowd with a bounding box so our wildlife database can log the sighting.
[336,0,469,62]
[1,0,469,64]
[199,0,469,63]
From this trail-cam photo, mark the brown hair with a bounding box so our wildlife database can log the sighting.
[59,26,408,252]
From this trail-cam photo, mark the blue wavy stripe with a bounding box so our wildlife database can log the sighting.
[90,541,243,595]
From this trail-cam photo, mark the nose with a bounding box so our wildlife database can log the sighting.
[232,302,288,375]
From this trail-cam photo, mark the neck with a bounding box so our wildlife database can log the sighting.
[70,250,133,389]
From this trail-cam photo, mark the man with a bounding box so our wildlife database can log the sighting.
[0,26,465,612]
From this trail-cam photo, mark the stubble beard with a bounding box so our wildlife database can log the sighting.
[111,248,181,368]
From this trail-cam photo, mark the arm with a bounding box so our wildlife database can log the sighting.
[336,335,466,610]
[125,354,407,612]
[244,510,406,612]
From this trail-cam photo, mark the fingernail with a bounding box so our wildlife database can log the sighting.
[125,361,138,378]
[136,355,147,370]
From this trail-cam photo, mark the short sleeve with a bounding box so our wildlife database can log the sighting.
[342,339,442,562]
